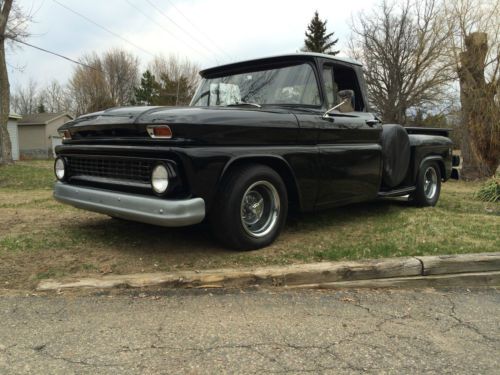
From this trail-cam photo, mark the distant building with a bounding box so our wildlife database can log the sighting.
[18,113,73,159]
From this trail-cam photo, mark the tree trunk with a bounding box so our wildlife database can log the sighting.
[458,32,500,179]
[0,0,13,165]
[460,120,485,179]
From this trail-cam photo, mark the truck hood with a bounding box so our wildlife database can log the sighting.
[60,106,299,146]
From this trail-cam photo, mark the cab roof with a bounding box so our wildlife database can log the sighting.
[200,52,362,78]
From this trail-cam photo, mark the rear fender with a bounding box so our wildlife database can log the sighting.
[416,156,446,181]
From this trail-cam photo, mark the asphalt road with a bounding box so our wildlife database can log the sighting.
[0,288,498,374]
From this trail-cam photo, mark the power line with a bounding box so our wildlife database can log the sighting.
[52,0,155,57]
[144,0,221,64]
[8,37,102,72]
[10,39,151,110]
[124,0,214,63]
[165,0,233,61]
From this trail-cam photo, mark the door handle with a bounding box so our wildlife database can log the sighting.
[365,119,380,127]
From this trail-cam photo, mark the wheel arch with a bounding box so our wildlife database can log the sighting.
[219,156,302,211]
[417,156,445,181]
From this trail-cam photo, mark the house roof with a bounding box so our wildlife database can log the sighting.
[18,112,73,126]
[8,113,22,120]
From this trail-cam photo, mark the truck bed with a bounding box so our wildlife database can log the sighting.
[404,127,451,138]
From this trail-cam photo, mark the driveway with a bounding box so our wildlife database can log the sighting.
[0,288,498,374]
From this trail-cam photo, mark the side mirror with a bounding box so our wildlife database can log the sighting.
[338,90,354,101]
[322,89,356,119]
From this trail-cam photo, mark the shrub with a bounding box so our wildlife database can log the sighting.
[474,177,500,202]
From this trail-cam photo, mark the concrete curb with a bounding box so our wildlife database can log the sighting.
[36,252,500,291]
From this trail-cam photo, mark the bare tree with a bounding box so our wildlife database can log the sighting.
[349,0,452,124]
[148,54,200,105]
[69,49,139,116]
[149,54,199,86]
[1,0,31,163]
[70,53,111,116]
[103,48,139,106]
[444,0,500,178]
[1,0,14,164]
[11,79,74,115]
[10,78,38,114]
[39,80,73,113]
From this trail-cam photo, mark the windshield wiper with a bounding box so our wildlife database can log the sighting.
[267,105,321,114]
[226,101,262,108]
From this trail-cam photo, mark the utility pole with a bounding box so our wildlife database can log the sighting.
[175,79,180,106]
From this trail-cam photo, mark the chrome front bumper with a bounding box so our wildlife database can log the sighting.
[54,182,205,227]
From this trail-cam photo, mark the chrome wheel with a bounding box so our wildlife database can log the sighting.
[240,181,280,238]
[423,167,438,200]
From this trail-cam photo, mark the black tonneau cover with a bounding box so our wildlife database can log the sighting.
[404,127,451,137]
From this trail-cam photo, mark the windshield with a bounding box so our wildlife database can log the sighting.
[190,63,321,107]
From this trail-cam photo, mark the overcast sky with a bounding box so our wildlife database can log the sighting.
[7,0,378,90]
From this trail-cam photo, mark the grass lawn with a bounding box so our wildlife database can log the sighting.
[1,160,498,290]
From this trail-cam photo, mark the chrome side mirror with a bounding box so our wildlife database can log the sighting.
[322,90,355,119]
[338,89,354,101]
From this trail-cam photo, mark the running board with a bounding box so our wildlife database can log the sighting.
[378,186,416,198]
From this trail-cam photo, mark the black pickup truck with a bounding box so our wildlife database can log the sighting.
[54,53,459,250]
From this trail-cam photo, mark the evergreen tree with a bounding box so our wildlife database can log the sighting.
[303,11,339,55]
[156,73,193,106]
[134,70,159,105]
[37,103,46,113]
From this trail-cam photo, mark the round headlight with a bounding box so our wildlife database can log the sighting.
[151,164,169,194]
[54,157,66,181]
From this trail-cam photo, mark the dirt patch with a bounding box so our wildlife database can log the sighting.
[0,204,98,237]
[0,190,52,205]
[0,217,230,289]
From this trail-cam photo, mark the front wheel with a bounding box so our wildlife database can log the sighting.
[210,164,288,250]
[412,161,441,206]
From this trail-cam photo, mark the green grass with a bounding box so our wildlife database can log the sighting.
[35,263,99,280]
[0,197,54,209]
[0,228,87,253]
[0,160,55,190]
[0,160,498,289]
[276,185,499,262]
[0,180,498,262]
[36,268,68,280]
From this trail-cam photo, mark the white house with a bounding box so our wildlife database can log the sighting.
[1,113,22,161]
[17,112,73,159]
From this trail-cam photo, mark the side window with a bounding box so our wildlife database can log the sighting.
[333,65,365,112]
[322,65,337,107]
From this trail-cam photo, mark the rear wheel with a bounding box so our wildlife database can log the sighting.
[412,161,441,206]
[210,164,288,250]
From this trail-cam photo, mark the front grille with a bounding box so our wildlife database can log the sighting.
[68,156,153,184]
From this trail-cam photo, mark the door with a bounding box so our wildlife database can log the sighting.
[314,63,382,208]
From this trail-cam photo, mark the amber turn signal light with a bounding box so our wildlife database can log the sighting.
[59,130,72,140]
[147,125,173,139]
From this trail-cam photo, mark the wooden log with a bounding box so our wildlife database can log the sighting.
[291,271,500,289]
[37,257,422,291]
[417,253,500,276]
[36,253,500,292]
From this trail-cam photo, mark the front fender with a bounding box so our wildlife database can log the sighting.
[219,154,302,211]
